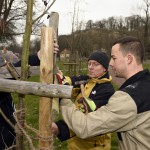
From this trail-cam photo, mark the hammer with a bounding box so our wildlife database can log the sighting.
[75,80,87,97]
[75,80,96,113]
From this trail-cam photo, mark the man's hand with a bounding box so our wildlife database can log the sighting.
[37,41,59,59]
[78,97,96,114]
[53,40,59,54]
[51,122,60,137]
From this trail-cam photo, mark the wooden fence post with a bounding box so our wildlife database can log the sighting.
[39,27,54,149]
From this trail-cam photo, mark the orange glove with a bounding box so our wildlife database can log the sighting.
[56,73,69,85]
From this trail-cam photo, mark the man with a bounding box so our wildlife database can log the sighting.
[52,51,115,150]
[58,36,150,150]
[0,92,16,149]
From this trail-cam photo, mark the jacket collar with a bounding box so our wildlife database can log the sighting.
[119,69,150,90]
[89,71,112,84]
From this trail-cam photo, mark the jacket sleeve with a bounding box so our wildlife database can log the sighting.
[60,91,137,139]
[14,54,40,67]
[55,120,70,141]
[0,92,16,128]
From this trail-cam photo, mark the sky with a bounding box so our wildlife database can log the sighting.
[40,0,144,35]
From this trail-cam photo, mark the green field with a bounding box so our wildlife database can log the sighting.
[12,62,150,149]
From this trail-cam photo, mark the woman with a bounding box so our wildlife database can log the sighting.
[52,51,115,150]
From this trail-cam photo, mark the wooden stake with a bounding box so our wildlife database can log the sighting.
[39,27,54,149]
[48,12,59,121]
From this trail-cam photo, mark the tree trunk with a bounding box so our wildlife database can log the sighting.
[16,0,34,149]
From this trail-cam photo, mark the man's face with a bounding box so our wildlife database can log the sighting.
[88,60,106,78]
[109,44,127,78]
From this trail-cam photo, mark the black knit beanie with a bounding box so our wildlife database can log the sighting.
[88,51,109,69]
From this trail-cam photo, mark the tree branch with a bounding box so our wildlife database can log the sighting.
[32,0,56,25]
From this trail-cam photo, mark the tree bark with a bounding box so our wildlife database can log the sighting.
[16,0,34,149]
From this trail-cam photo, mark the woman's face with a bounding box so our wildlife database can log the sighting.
[88,60,106,78]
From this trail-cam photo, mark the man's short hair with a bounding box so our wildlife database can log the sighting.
[112,36,145,64]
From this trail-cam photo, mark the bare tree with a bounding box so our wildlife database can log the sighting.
[142,0,150,59]
[0,0,26,43]
[133,0,150,59]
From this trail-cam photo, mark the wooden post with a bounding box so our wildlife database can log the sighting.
[49,12,60,122]
[39,27,54,149]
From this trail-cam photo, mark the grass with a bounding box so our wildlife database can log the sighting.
[11,62,150,149]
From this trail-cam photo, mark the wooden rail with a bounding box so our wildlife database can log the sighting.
[0,78,73,98]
